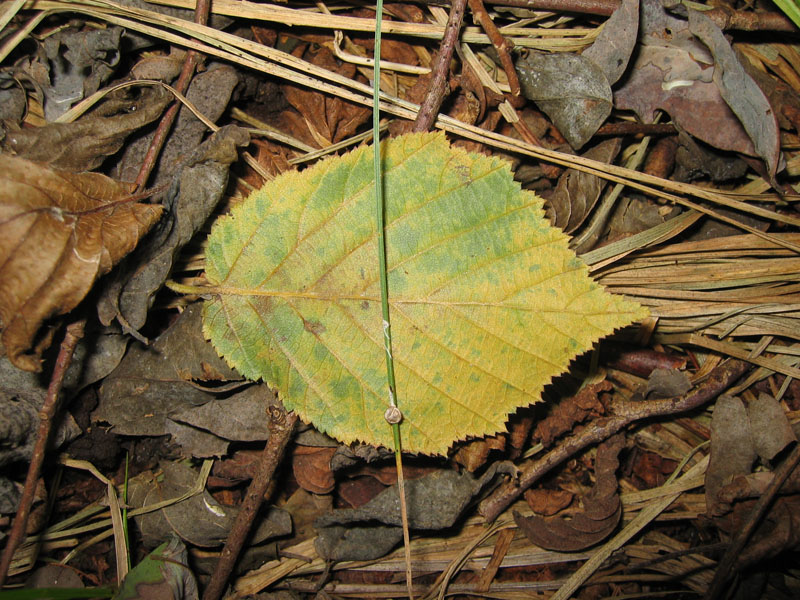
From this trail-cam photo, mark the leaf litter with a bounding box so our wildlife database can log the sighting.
[1,1,800,598]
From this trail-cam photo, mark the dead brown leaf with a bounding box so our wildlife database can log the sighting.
[3,86,171,172]
[544,138,622,233]
[0,155,162,371]
[452,433,506,472]
[534,381,612,447]
[524,487,574,516]
[292,446,338,495]
[281,45,370,146]
[514,434,624,551]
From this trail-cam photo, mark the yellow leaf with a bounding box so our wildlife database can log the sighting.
[203,133,647,455]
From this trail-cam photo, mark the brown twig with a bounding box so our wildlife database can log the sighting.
[595,122,677,137]
[479,359,749,523]
[467,0,520,98]
[705,442,800,600]
[133,0,212,190]
[412,0,468,133]
[478,0,798,31]
[202,403,298,600]
[705,6,798,33]
[480,0,618,16]
[0,319,86,586]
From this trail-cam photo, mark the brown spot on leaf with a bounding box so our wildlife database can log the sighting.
[303,319,326,335]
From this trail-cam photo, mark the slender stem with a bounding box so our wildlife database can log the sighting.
[467,0,520,98]
[411,0,468,133]
[202,404,297,600]
[133,0,212,190]
[373,3,413,598]
[0,319,86,586]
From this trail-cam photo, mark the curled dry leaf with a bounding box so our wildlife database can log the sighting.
[129,461,291,549]
[533,380,612,447]
[0,155,162,371]
[544,138,622,233]
[524,487,574,516]
[281,45,371,147]
[708,393,796,515]
[706,395,756,516]
[292,445,338,495]
[315,462,515,560]
[33,26,123,121]
[98,125,249,333]
[514,434,624,551]
[3,86,172,172]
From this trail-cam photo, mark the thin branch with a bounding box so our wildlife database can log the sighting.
[133,0,212,190]
[479,0,798,31]
[467,0,520,99]
[412,0,469,133]
[201,403,298,600]
[479,359,749,523]
[0,319,86,586]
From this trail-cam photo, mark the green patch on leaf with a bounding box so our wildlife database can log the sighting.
[202,132,647,455]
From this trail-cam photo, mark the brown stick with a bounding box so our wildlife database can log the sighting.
[412,0,469,133]
[467,0,521,98]
[705,442,800,600]
[595,122,677,137]
[479,0,618,16]
[479,359,749,523]
[202,404,298,600]
[0,319,86,586]
[133,0,212,190]
[422,1,798,31]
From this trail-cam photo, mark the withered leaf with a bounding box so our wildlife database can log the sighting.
[524,488,574,516]
[129,461,291,548]
[705,395,756,516]
[615,0,775,167]
[37,26,123,121]
[452,434,507,472]
[582,0,639,85]
[97,125,249,333]
[0,155,162,371]
[292,446,338,495]
[645,367,692,398]
[170,386,271,443]
[545,138,622,233]
[706,392,795,510]
[747,393,796,461]
[517,51,612,149]
[0,355,82,466]
[281,45,370,146]
[514,434,624,552]
[687,9,781,178]
[534,381,611,447]
[95,303,243,441]
[3,86,171,172]
[315,463,515,561]
[114,65,240,186]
